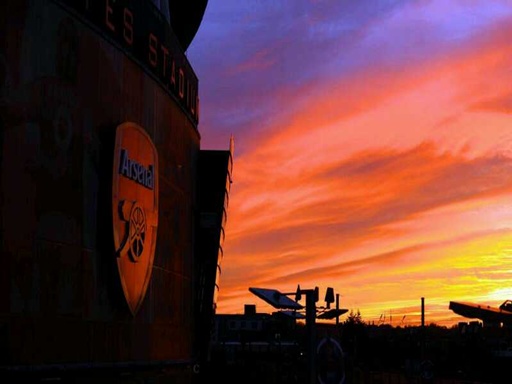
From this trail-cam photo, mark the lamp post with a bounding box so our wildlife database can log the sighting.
[336,293,340,325]
[303,288,318,384]
[286,285,319,384]
[248,285,344,384]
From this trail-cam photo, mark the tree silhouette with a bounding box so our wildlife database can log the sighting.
[344,309,365,326]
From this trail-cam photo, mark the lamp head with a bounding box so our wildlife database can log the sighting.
[295,284,302,302]
[324,287,335,306]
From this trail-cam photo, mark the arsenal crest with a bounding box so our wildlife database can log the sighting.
[112,122,159,315]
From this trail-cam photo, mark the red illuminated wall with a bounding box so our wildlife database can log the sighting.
[0,0,203,379]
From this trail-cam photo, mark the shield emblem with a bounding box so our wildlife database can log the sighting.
[112,122,158,315]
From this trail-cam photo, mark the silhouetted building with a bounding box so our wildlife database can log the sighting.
[449,300,512,328]
[213,305,301,346]
[195,143,234,375]
[207,305,304,383]
[0,1,230,383]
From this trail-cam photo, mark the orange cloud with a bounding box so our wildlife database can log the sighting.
[214,14,512,325]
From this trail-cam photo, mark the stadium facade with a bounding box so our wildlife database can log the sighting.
[0,1,232,382]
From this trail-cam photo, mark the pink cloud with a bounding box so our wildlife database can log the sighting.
[189,2,512,324]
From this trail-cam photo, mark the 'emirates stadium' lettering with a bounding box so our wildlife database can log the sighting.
[55,0,199,125]
[119,149,154,189]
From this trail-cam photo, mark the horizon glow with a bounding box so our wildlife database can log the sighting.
[188,0,512,326]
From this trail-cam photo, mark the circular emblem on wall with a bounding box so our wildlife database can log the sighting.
[316,336,345,384]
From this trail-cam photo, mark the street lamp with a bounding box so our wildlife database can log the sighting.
[249,285,346,384]
[295,286,318,384]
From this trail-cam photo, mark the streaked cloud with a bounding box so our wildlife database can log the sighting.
[188,0,512,325]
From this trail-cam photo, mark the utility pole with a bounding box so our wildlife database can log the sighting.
[250,285,340,384]
[335,293,339,325]
[305,289,317,384]
[421,297,425,360]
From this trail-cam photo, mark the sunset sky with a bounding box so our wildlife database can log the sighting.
[187,0,512,326]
